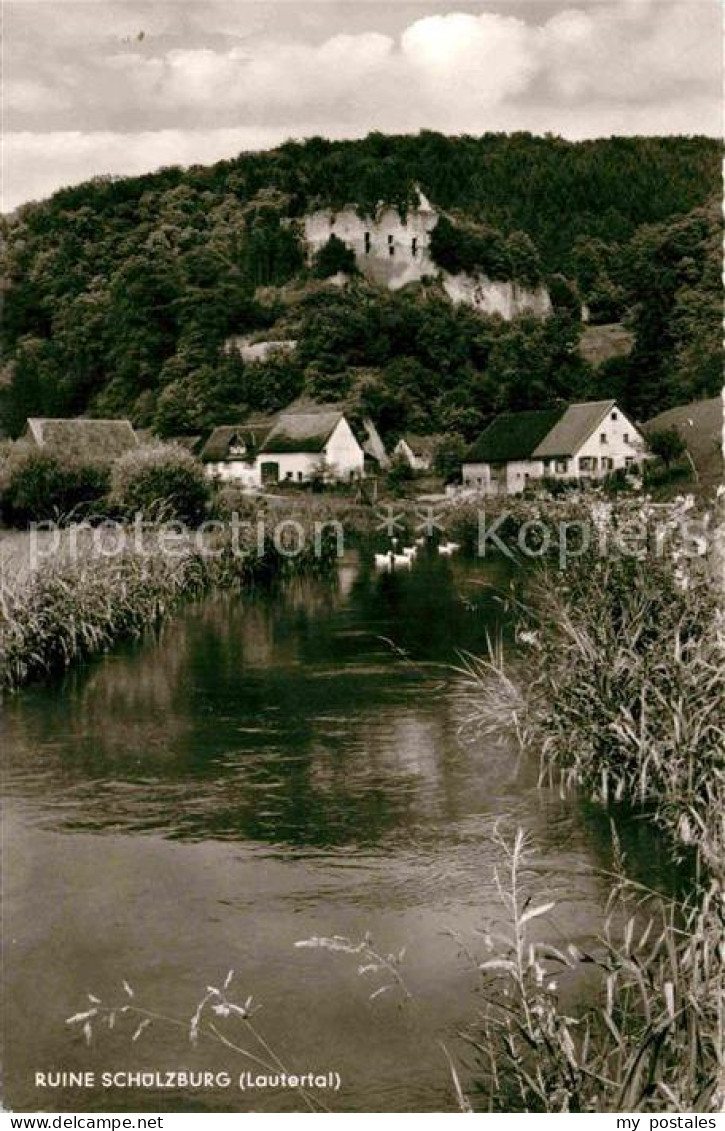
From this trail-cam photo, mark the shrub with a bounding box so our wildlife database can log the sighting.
[311,234,358,279]
[433,433,466,484]
[384,453,415,496]
[0,444,110,525]
[110,443,210,524]
[647,427,688,470]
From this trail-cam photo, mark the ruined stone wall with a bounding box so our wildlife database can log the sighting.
[303,204,437,290]
[303,201,552,317]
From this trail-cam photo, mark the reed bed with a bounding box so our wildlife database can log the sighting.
[462,827,723,1113]
[0,522,338,691]
[454,539,724,1112]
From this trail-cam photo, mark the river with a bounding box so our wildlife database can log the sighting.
[1,550,674,1112]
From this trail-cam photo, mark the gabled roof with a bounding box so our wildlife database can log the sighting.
[201,419,274,462]
[24,417,138,463]
[465,408,566,463]
[261,411,343,454]
[398,434,441,458]
[533,400,616,458]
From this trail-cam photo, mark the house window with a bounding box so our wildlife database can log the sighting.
[364,232,371,254]
[623,433,630,444]
[625,457,635,468]
[411,237,418,257]
[611,411,618,421]
[555,458,568,474]
[285,471,293,481]
[579,456,597,473]
[602,457,614,471]
[388,234,395,257]
[600,433,608,444]
[297,471,304,482]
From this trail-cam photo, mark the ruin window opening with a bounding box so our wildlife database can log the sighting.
[411,237,417,257]
[364,232,371,254]
[388,234,395,257]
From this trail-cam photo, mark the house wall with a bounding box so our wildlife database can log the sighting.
[206,459,261,487]
[323,417,365,479]
[462,461,492,490]
[265,452,322,482]
[209,419,365,486]
[567,408,646,477]
[462,459,544,495]
[505,459,546,493]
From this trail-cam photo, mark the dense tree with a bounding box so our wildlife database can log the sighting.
[0,132,720,439]
[311,235,358,279]
[647,427,688,469]
[620,199,721,419]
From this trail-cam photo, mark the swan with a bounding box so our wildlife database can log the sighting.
[374,551,412,570]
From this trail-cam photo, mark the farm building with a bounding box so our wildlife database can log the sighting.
[21,418,139,464]
[462,400,647,495]
[201,407,365,487]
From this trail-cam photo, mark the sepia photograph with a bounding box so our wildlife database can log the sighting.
[1,0,723,1118]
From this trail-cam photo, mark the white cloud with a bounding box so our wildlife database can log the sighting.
[401,12,538,103]
[4,1,722,210]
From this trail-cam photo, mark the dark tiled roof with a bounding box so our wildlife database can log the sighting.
[465,408,565,463]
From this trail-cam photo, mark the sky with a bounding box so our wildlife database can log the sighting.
[4,0,723,211]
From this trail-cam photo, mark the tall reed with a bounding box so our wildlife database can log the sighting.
[455,546,723,1112]
[0,523,338,691]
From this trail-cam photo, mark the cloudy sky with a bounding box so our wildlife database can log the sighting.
[4,0,722,211]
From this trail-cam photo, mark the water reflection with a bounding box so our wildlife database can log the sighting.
[2,550,685,1113]
[3,553,523,848]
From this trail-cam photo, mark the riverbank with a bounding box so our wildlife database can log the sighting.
[0,519,339,691]
[457,533,723,1111]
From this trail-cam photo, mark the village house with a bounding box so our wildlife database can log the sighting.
[462,400,646,495]
[21,417,139,463]
[393,434,440,471]
[201,406,365,487]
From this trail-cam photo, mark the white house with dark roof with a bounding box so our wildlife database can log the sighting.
[201,406,365,487]
[462,400,647,495]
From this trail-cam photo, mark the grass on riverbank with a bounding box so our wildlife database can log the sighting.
[455,542,724,1112]
[0,521,338,691]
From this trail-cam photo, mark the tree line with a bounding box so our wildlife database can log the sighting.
[1,131,720,440]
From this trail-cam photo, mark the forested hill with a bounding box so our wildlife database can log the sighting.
[1,131,721,440]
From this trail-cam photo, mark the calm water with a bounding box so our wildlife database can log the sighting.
[2,551,676,1113]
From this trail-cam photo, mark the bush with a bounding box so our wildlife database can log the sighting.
[110,444,210,524]
[384,453,415,496]
[311,234,358,279]
[647,427,688,470]
[0,444,110,525]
